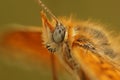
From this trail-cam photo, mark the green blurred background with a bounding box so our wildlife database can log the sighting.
[0,0,120,31]
[0,0,120,80]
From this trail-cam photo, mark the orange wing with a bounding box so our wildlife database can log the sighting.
[72,42,120,80]
[0,25,72,80]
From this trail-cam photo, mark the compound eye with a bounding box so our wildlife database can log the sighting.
[52,23,66,43]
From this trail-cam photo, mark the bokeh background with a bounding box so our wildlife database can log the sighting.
[0,0,120,30]
[0,0,120,80]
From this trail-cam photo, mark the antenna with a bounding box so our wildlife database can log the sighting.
[37,0,59,22]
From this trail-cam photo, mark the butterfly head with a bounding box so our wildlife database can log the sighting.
[38,0,67,53]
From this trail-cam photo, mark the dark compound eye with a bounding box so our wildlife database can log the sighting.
[52,23,66,43]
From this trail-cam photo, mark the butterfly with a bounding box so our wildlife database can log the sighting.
[0,0,120,80]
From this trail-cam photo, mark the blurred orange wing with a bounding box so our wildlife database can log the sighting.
[0,25,71,80]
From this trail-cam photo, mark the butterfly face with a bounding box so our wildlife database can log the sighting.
[41,11,67,54]
[52,23,66,43]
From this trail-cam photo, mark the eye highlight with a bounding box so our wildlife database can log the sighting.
[52,23,66,43]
